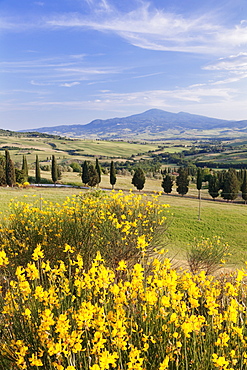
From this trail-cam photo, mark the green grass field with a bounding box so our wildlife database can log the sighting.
[163,194,247,266]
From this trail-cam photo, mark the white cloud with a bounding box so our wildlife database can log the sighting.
[2,81,245,121]
[30,80,53,86]
[0,56,122,87]
[60,82,80,87]
[3,85,235,110]
[204,53,247,72]
[2,2,247,55]
[45,3,247,55]
[202,53,247,85]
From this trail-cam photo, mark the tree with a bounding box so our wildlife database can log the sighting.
[35,155,41,184]
[82,161,90,185]
[0,155,6,186]
[22,155,28,182]
[95,158,101,185]
[87,164,99,187]
[57,165,62,181]
[132,168,145,191]
[221,168,239,201]
[70,162,82,173]
[176,167,189,196]
[196,168,203,197]
[15,168,26,184]
[51,155,58,184]
[241,169,247,204]
[5,150,15,187]
[208,173,220,200]
[161,174,173,194]
[110,161,116,189]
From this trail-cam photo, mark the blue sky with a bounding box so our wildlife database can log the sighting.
[1,0,247,130]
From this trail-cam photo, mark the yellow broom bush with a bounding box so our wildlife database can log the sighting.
[0,190,168,272]
[1,243,247,369]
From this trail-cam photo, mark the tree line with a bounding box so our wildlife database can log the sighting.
[0,151,58,187]
[80,159,146,191]
[161,167,247,202]
[1,151,247,202]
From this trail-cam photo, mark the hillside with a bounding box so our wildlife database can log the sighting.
[20,109,247,139]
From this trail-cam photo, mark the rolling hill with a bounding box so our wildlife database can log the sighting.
[20,109,247,139]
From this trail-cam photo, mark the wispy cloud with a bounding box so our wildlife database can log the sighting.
[0,55,122,86]
[2,1,247,55]
[45,2,247,55]
[2,85,235,111]
[204,53,247,72]
[203,53,247,84]
[60,82,80,87]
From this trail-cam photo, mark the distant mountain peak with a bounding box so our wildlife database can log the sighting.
[19,109,246,139]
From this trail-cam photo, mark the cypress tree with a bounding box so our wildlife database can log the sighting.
[82,161,90,185]
[208,173,220,200]
[5,150,15,187]
[35,155,41,184]
[221,168,239,201]
[218,170,226,190]
[162,168,167,176]
[57,165,62,181]
[132,168,145,191]
[196,168,203,197]
[22,155,28,182]
[0,155,6,186]
[87,164,99,187]
[15,168,25,184]
[241,169,247,204]
[110,161,116,189]
[95,158,101,185]
[161,174,173,194]
[176,167,189,196]
[51,155,58,184]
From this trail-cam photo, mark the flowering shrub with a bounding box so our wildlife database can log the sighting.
[0,246,247,370]
[0,190,168,272]
[187,236,231,275]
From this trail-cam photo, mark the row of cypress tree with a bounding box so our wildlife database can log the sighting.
[161,166,247,202]
[81,160,146,191]
[2,151,246,201]
[0,151,42,186]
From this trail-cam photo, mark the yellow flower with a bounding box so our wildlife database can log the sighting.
[212,354,229,369]
[215,332,230,347]
[29,353,43,367]
[23,308,31,318]
[64,244,74,253]
[116,260,127,271]
[90,365,100,370]
[0,249,9,266]
[137,235,148,250]
[159,356,169,370]
[99,350,118,369]
[26,262,39,280]
[32,244,44,261]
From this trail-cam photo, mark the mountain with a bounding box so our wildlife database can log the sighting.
[20,109,247,139]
